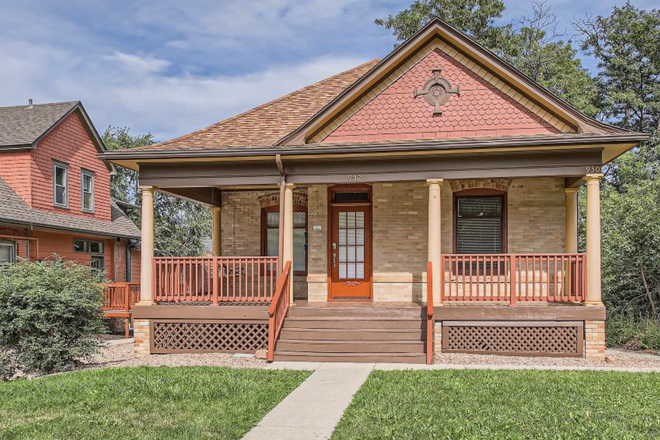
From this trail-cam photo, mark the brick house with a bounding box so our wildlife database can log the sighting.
[102,19,647,362]
[0,100,140,282]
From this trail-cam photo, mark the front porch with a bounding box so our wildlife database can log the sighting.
[127,172,607,362]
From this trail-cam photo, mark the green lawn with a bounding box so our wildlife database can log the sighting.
[332,369,660,440]
[0,367,310,440]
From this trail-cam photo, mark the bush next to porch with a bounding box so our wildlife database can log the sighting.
[0,259,106,379]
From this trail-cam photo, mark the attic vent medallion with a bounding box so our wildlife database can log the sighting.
[413,68,460,115]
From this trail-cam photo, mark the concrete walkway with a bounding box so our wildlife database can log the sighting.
[242,363,374,440]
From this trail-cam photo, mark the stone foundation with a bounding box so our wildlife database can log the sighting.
[585,320,606,361]
[133,319,151,355]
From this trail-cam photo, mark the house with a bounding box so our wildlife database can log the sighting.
[0,100,141,282]
[101,18,648,363]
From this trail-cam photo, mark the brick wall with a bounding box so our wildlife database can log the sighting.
[30,112,112,221]
[585,320,606,360]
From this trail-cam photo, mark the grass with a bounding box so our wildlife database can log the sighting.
[332,369,660,440]
[0,366,310,440]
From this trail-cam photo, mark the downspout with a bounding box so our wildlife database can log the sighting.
[276,154,285,274]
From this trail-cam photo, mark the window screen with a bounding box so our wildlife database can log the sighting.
[456,196,504,254]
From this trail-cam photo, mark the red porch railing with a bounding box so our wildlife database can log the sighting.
[102,282,140,337]
[153,256,279,304]
[440,253,586,304]
[267,261,292,362]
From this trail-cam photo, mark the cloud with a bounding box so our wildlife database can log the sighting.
[105,52,171,75]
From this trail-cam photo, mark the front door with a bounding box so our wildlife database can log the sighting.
[329,202,372,300]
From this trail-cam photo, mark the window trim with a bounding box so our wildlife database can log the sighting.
[0,240,17,265]
[52,161,69,208]
[260,204,308,275]
[81,169,95,213]
[452,189,508,254]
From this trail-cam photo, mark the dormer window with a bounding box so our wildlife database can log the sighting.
[81,169,94,212]
[53,161,68,208]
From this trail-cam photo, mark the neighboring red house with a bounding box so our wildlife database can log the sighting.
[0,100,140,282]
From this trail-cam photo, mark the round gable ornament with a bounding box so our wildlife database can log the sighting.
[413,68,460,115]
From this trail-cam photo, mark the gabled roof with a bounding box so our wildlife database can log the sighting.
[0,100,112,172]
[0,176,140,238]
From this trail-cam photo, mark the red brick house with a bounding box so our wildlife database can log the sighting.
[0,100,140,282]
[102,19,648,362]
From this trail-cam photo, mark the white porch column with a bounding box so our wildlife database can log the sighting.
[564,187,579,253]
[585,174,603,305]
[283,183,295,302]
[427,179,443,303]
[211,206,222,256]
[139,186,155,305]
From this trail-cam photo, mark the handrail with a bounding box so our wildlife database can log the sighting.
[426,261,434,365]
[267,261,292,362]
[102,282,141,338]
[440,253,587,304]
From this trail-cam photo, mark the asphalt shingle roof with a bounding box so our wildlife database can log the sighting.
[0,176,140,238]
[0,101,79,148]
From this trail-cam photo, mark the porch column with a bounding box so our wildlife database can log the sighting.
[564,187,579,253]
[211,206,222,256]
[585,174,603,305]
[283,183,295,302]
[139,186,155,305]
[427,179,443,303]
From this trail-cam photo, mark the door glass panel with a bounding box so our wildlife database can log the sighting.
[338,212,346,228]
[339,230,346,245]
[356,212,364,228]
[356,264,364,278]
[338,247,346,262]
[347,212,355,228]
[356,229,364,245]
[347,246,355,262]
[347,229,355,245]
[339,264,347,278]
[356,246,364,262]
[337,210,366,280]
[347,264,356,278]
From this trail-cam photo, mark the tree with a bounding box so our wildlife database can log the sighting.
[376,0,598,115]
[103,127,211,257]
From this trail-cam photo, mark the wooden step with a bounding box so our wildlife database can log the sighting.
[277,340,425,353]
[279,328,423,341]
[273,351,427,364]
[288,306,423,319]
[283,317,424,330]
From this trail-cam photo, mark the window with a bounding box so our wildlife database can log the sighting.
[91,255,105,278]
[261,205,307,274]
[455,194,505,254]
[74,239,104,254]
[53,162,68,207]
[81,170,94,212]
[0,241,16,265]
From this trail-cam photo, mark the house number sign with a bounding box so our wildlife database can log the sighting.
[585,166,602,173]
[347,174,362,181]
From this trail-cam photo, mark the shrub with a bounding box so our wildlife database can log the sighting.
[606,315,660,351]
[0,259,106,378]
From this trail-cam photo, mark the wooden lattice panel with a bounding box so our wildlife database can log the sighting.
[151,320,268,354]
[442,321,583,357]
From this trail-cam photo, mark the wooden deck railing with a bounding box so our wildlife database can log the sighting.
[102,282,140,337]
[440,253,586,304]
[153,256,279,304]
[426,261,434,365]
[267,261,292,362]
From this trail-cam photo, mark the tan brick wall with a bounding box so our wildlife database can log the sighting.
[133,319,151,355]
[585,320,606,361]
[435,322,443,353]
[307,185,328,301]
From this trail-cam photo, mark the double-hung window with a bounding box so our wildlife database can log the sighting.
[261,205,308,274]
[0,241,16,266]
[81,170,95,212]
[53,161,68,207]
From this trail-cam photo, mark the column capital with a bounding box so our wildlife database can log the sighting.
[426,179,444,186]
[210,205,221,212]
[585,173,604,182]
[564,187,579,195]
[138,185,156,193]
[284,182,296,190]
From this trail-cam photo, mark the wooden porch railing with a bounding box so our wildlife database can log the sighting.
[102,282,140,337]
[153,256,279,304]
[426,261,434,365]
[267,261,292,362]
[440,253,587,304]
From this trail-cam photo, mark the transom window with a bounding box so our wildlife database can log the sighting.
[455,195,505,254]
[0,241,16,266]
[53,161,68,207]
[261,205,307,274]
[74,239,104,254]
[81,170,95,212]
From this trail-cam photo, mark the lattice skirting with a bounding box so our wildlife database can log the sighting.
[151,320,268,354]
[441,321,584,357]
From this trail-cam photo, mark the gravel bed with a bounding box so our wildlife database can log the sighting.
[435,349,660,370]
[85,339,267,370]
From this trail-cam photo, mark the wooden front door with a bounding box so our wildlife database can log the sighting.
[329,204,372,300]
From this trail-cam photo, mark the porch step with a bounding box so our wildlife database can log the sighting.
[273,305,427,364]
[273,351,427,364]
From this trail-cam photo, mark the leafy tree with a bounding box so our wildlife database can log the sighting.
[103,127,211,257]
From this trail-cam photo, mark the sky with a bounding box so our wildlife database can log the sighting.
[0,0,655,142]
